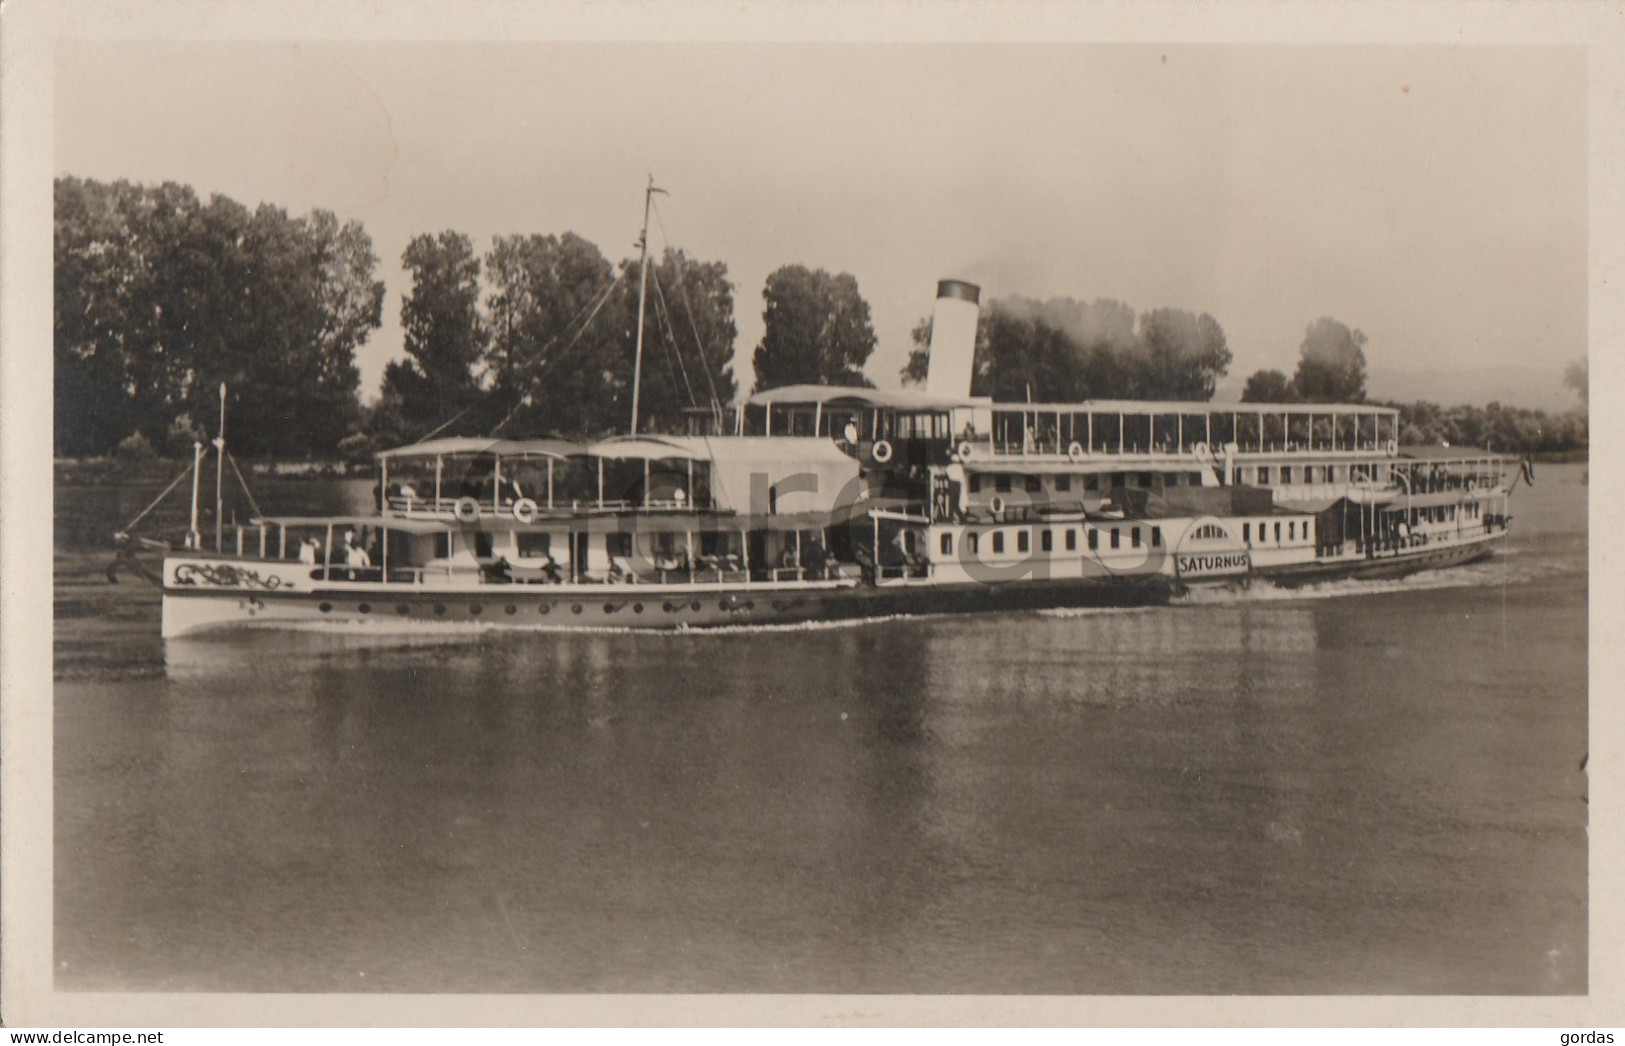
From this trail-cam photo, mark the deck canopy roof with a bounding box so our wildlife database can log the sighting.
[995,400,1397,416]
[744,384,988,411]
[256,514,452,533]
[585,436,709,461]
[378,437,586,460]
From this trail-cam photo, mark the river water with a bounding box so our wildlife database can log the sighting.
[52,465,1588,994]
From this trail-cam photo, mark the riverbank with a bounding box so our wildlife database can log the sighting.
[55,456,376,486]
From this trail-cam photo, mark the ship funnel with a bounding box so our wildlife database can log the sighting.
[924,279,981,398]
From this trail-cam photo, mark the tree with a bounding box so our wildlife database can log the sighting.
[1292,318,1368,403]
[1565,357,1587,410]
[611,248,739,434]
[1241,369,1295,403]
[752,265,877,391]
[384,231,488,440]
[54,177,385,458]
[1132,308,1232,400]
[483,232,621,437]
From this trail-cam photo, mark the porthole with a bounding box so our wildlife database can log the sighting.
[691,601,702,611]
[538,603,551,615]
[396,604,409,615]
[504,605,517,615]
[603,604,616,614]
[469,604,482,615]
[663,602,677,612]
[633,603,644,613]
[358,603,371,614]
[318,602,332,613]
[433,603,447,616]
[571,604,583,614]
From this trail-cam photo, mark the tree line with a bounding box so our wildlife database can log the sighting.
[54,178,888,458]
[55,177,1586,460]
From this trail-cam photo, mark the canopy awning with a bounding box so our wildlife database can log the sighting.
[255,515,451,534]
[379,437,586,460]
[584,437,709,461]
[744,384,986,411]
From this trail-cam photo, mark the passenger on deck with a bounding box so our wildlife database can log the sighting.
[343,529,371,572]
[298,538,320,565]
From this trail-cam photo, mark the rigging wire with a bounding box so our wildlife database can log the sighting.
[488,269,628,436]
[650,197,726,416]
[225,450,264,519]
[114,458,197,539]
[649,268,699,410]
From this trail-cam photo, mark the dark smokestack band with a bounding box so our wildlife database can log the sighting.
[936,280,981,305]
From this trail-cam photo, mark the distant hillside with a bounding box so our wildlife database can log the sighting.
[1218,364,1581,411]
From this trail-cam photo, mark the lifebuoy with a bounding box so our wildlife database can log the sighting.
[512,497,538,524]
[1068,441,1086,463]
[1463,477,1476,494]
[872,439,894,464]
[957,441,975,461]
[1386,438,1398,456]
[453,497,481,523]
[989,494,1006,517]
[1193,441,1211,462]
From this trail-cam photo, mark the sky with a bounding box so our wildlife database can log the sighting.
[54,40,1587,408]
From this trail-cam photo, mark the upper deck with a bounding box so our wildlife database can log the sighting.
[725,386,1401,467]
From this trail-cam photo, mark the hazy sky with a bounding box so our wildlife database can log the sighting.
[55,41,1586,402]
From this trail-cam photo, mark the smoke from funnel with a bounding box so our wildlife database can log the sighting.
[924,280,981,399]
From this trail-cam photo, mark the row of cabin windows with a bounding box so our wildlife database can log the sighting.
[1239,520,1313,545]
[1246,464,1365,485]
[1411,505,1466,524]
[947,525,1163,556]
[968,472,1205,494]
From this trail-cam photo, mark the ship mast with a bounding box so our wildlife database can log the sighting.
[629,175,666,436]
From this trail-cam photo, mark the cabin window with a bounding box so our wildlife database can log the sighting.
[1025,475,1043,493]
[435,533,452,559]
[1288,522,1296,541]
[1056,474,1072,492]
[970,475,984,494]
[1131,527,1142,548]
[1188,473,1202,486]
[1088,529,1099,551]
[517,532,551,558]
[1274,522,1282,542]
[1138,473,1153,488]
[940,533,953,555]
[1242,522,1251,544]
[1041,530,1053,552]
[995,474,1012,493]
[1017,531,1030,553]
[1281,466,1294,484]
[992,532,1005,554]
[1303,466,1316,484]
[1258,467,1271,484]
[1110,528,1121,550]
[967,533,979,554]
[475,532,494,558]
[1152,526,1162,547]
[1066,529,1077,551]
[1085,476,1100,492]
[607,533,633,558]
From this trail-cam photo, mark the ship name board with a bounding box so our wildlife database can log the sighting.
[1177,552,1251,577]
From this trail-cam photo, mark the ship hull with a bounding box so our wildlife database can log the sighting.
[1254,531,1503,588]
[160,566,1172,638]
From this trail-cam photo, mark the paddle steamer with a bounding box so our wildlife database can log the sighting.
[149,274,1525,638]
